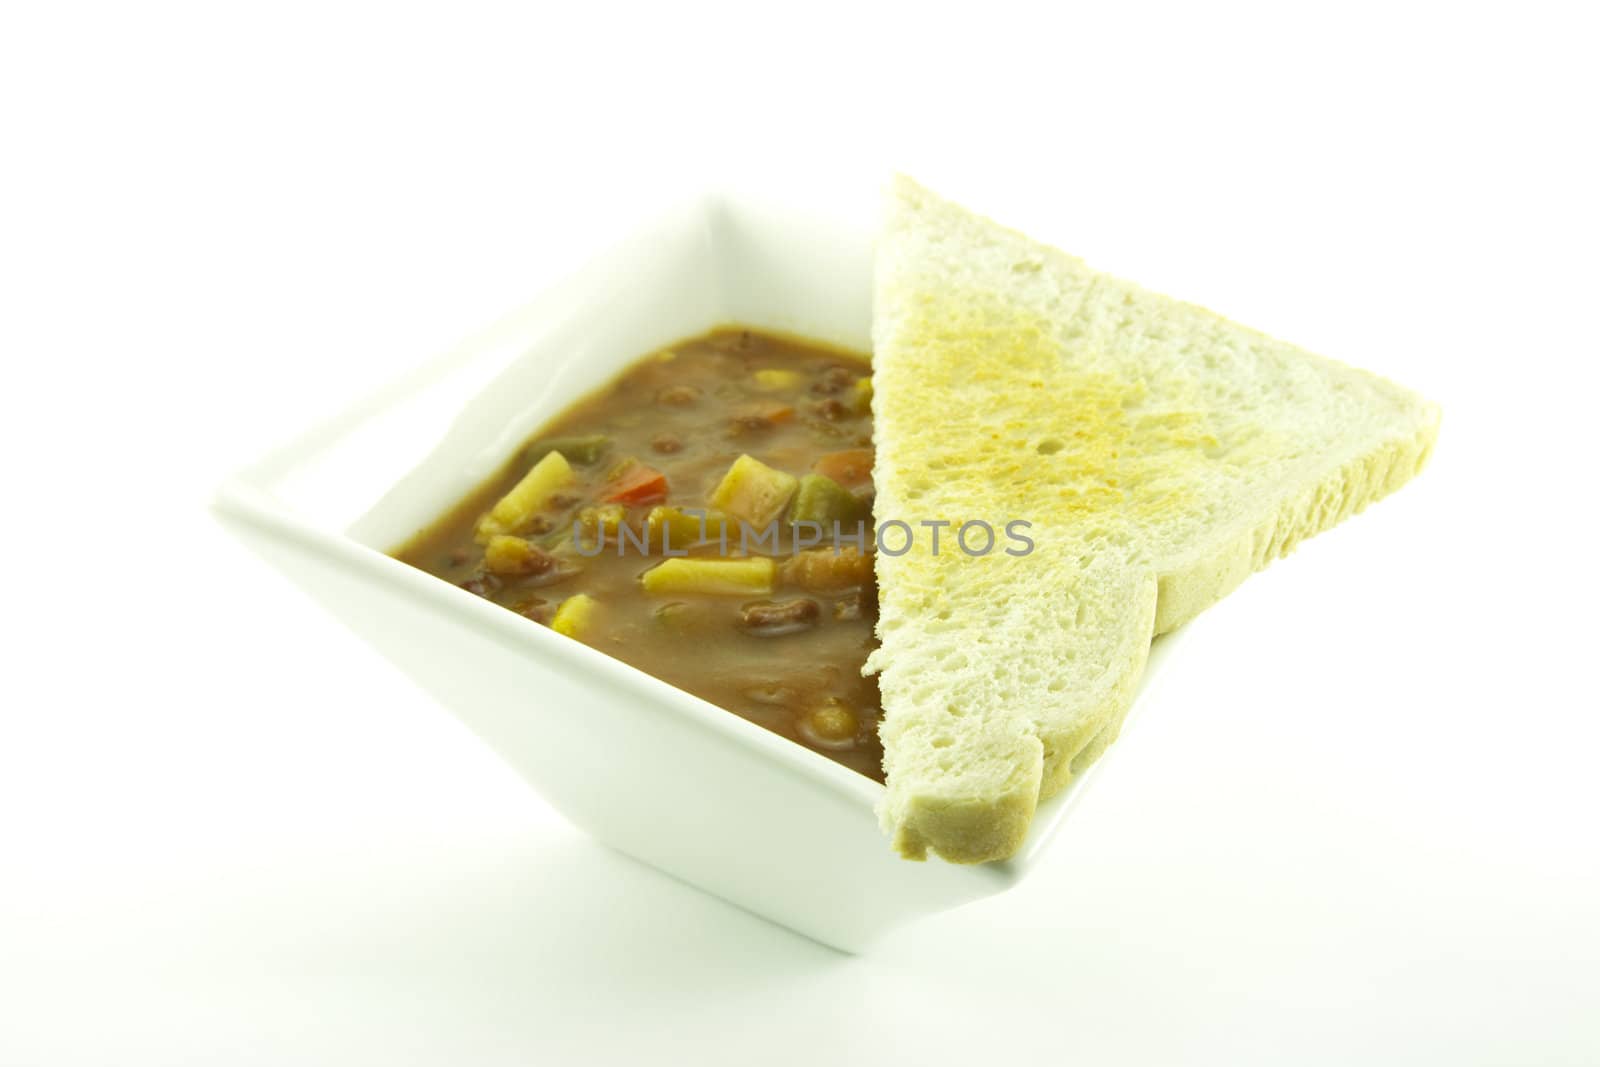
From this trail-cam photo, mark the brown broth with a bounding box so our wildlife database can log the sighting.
[392,328,885,780]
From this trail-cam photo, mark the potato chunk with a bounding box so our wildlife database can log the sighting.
[641,556,776,596]
[752,368,804,391]
[708,454,797,528]
[550,593,597,638]
[850,376,873,414]
[483,535,557,577]
[577,503,627,538]
[478,451,575,540]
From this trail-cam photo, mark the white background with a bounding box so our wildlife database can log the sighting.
[3,2,1597,1064]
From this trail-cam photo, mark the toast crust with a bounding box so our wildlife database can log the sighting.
[1154,407,1439,635]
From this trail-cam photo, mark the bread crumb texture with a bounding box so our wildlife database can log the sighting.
[869,176,1439,863]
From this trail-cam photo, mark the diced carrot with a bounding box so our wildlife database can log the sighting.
[812,449,874,490]
[781,546,874,592]
[733,403,793,424]
[728,404,797,437]
[601,463,669,505]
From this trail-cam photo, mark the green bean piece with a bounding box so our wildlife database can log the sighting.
[525,434,613,467]
[790,473,868,527]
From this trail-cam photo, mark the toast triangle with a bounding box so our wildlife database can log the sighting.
[867,177,1439,862]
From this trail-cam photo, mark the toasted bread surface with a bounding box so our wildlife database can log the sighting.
[868,177,1439,862]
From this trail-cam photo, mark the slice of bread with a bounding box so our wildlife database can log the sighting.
[866,176,1440,863]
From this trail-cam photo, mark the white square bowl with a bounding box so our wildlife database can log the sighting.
[212,187,1183,952]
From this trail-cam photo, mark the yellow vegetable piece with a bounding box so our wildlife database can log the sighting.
[708,454,798,528]
[478,451,574,540]
[752,368,804,391]
[550,593,597,638]
[577,503,627,537]
[483,535,549,576]
[641,556,776,596]
[805,698,859,743]
[646,505,728,549]
[851,376,873,413]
